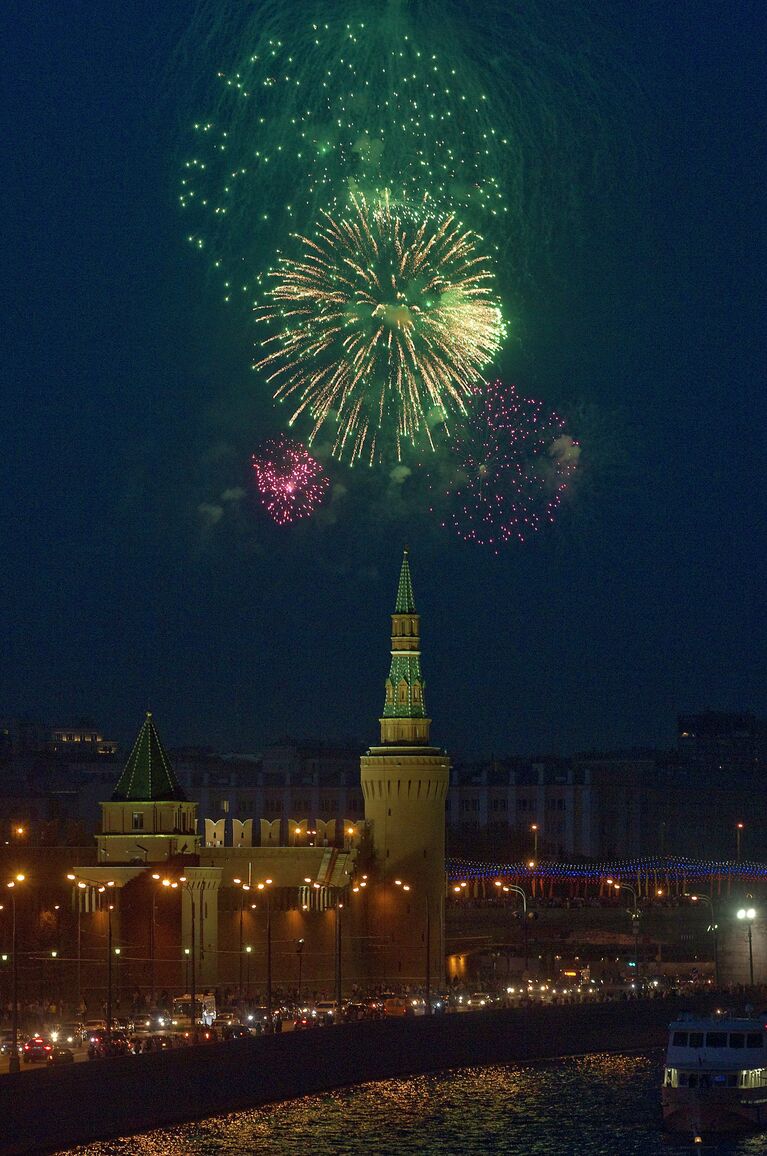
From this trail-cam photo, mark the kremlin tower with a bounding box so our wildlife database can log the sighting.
[360,550,450,986]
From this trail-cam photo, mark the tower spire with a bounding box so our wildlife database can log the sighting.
[380,548,430,744]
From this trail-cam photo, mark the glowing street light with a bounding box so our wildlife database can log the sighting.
[685,894,719,986]
[737,905,757,986]
[6,873,26,1073]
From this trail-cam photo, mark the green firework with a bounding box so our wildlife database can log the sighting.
[178,1,628,302]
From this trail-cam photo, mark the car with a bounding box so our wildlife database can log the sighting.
[46,1045,75,1066]
[0,1030,21,1057]
[214,1011,237,1027]
[219,1024,251,1041]
[383,997,413,1018]
[293,1012,319,1030]
[50,1022,84,1047]
[87,1030,131,1058]
[22,1036,54,1063]
[313,1000,340,1024]
[245,1007,273,1034]
[131,1032,187,1053]
[467,992,493,1008]
[82,1018,107,1042]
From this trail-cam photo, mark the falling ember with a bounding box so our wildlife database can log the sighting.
[251,436,330,525]
[255,192,504,466]
[440,381,580,549]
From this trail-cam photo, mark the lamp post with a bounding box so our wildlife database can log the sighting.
[686,894,719,987]
[394,879,432,1012]
[233,877,252,1000]
[66,874,90,1012]
[607,880,640,981]
[254,880,273,1026]
[96,882,116,1042]
[494,881,529,973]
[736,822,745,863]
[245,945,252,997]
[530,824,539,863]
[157,874,198,1042]
[296,938,304,1002]
[737,906,757,986]
[6,874,26,1074]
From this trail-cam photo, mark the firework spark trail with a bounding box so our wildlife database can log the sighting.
[256,193,504,466]
[178,2,630,300]
[251,435,330,524]
[441,381,580,549]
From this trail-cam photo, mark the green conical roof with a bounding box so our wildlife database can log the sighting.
[394,548,416,613]
[111,712,186,802]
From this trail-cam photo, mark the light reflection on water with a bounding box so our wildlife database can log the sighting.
[56,1054,767,1156]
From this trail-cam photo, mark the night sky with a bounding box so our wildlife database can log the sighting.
[2,2,765,759]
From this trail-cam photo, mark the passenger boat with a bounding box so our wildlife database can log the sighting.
[662,1012,767,1133]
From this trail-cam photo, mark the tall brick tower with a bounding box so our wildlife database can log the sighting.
[360,549,450,986]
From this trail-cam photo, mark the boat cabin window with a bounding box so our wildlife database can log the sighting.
[706,1032,727,1047]
[672,1031,688,1046]
[688,1033,704,1048]
[747,1033,763,1048]
[730,1033,745,1048]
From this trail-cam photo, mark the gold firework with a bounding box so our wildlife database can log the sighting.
[256,193,504,465]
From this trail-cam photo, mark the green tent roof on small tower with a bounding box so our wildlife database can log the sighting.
[394,546,416,613]
[111,711,187,802]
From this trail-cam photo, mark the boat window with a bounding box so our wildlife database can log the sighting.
[727,1074,738,1087]
[712,1074,727,1085]
[706,1032,727,1047]
[689,1033,704,1048]
[730,1033,745,1048]
[747,1034,764,1048]
[672,1031,688,1046]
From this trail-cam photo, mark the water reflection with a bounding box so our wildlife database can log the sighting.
[55,1054,767,1155]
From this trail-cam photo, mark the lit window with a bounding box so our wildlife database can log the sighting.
[132,812,144,831]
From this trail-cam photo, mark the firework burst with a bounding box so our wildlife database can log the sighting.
[441,381,580,549]
[251,436,330,524]
[256,194,504,466]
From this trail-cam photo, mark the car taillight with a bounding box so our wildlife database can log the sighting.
[45,1046,51,1051]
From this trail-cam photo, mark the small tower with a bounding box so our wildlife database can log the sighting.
[98,712,198,864]
[360,550,450,985]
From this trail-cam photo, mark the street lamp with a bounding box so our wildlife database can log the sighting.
[494,880,529,973]
[394,879,432,1014]
[233,877,253,1000]
[685,894,719,987]
[296,938,305,1002]
[530,824,539,864]
[254,880,273,1027]
[6,873,26,1074]
[96,881,116,1041]
[66,874,89,1010]
[607,879,640,981]
[736,822,745,863]
[737,905,757,986]
[156,874,198,1042]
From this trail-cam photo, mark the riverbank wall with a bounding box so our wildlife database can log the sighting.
[0,998,710,1154]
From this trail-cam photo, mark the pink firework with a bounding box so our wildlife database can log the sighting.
[441,382,580,549]
[251,436,329,525]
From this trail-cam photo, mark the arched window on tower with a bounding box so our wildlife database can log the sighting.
[385,679,394,704]
[397,679,409,705]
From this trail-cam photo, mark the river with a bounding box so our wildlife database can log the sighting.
[54,1053,767,1155]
